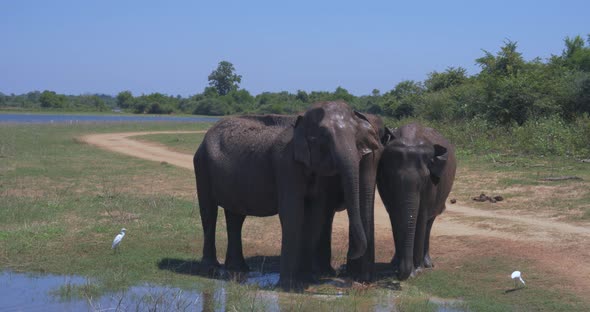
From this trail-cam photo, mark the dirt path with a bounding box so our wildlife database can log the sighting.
[81,131,590,240]
[81,131,590,296]
[81,131,203,170]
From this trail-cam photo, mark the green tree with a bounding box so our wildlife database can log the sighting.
[389,80,423,98]
[78,94,108,111]
[116,90,134,108]
[476,40,525,77]
[562,35,590,72]
[39,90,66,108]
[194,98,231,115]
[333,86,354,102]
[425,67,468,92]
[563,35,585,59]
[296,90,309,103]
[382,80,423,119]
[208,61,242,96]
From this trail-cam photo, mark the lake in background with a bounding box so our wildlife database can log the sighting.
[0,113,219,124]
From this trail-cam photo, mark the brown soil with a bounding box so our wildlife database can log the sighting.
[81,131,590,298]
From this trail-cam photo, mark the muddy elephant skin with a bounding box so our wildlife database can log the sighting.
[193,101,382,288]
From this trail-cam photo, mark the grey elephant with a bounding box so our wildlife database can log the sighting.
[193,101,382,288]
[377,123,456,280]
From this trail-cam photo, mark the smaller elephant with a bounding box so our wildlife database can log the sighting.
[377,123,456,280]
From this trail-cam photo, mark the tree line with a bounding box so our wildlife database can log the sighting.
[2,35,589,127]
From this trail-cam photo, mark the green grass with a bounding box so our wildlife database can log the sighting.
[0,122,397,310]
[408,255,588,312]
[1,122,589,311]
[0,123,207,283]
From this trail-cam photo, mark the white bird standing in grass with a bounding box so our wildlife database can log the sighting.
[511,271,526,288]
[112,228,126,253]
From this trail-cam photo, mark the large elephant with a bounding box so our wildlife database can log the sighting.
[193,101,382,288]
[377,123,456,280]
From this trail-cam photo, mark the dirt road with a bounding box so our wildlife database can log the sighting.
[81,131,590,239]
[81,131,590,295]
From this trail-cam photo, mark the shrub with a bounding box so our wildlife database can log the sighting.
[511,117,573,155]
[193,98,231,116]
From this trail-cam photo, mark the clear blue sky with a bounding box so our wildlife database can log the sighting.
[1,0,588,96]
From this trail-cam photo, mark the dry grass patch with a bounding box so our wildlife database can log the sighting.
[454,155,590,222]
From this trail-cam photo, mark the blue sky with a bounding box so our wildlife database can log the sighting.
[1,0,588,96]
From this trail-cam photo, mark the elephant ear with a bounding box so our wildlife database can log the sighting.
[353,110,381,156]
[428,144,448,184]
[293,115,311,167]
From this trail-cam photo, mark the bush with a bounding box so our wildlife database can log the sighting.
[193,98,232,115]
[419,91,454,121]
[147,103,173,114]
[511,117,573,156]
[383,116,590,158]
[572,113,590,157]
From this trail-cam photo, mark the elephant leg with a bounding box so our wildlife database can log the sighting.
[389,206,402,272]
[314,207,336,277]
[299,198,315,278]
[300,195,334,280]
[413,208,428,269]
[224,209,249,272]
[423,216,436,268]
[197,187,220,268]
[278,189,305,290]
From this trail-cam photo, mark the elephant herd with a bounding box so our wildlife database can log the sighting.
[193,101,456,289]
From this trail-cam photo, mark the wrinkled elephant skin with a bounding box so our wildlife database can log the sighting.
[193,101,382,289]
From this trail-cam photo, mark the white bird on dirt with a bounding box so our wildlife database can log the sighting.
[511,271,526,288]
[111,228,126,252]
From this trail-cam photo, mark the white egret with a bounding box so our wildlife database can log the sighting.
[511,271,525,288]
[112,228,126,253]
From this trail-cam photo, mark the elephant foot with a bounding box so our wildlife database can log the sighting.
[395,259,415,281]
[346,267,373,283]
[313,262,336,277]
[423,254,434,268]
[225,259,250,272]
[345,259,374,283]
[354,272,373,283]
[278,278,306,292]
[201,256,221,268]
[391,256,401,274]
[199,257,222,276]
[318,266,336,277]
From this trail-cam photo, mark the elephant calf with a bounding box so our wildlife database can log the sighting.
[377,123,456,280]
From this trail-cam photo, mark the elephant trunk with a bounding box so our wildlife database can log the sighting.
[337,146,367,260]
[397,191,420,280]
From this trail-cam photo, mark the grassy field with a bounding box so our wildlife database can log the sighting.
[1,122,589,311]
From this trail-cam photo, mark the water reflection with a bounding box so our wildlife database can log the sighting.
[0,270,465,311]
[0,271,280,312]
